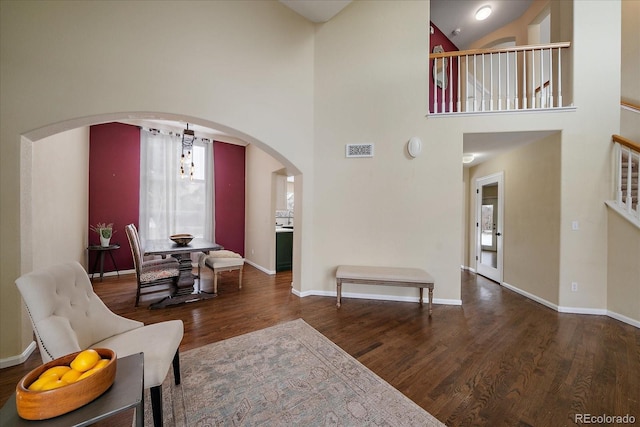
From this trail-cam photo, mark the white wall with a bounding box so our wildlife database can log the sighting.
[31,128,90,268]
[245,144,284,273]
[1,0,315,359]
[0,0,630,363]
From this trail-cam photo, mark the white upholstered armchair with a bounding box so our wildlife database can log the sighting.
[15,261,183,427]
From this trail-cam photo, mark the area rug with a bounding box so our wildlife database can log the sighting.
[143,319,444,426]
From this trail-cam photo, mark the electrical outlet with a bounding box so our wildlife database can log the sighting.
[571,282,578,292]
[572,221,579,230]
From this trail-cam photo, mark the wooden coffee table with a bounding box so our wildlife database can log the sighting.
[0,352,144,426]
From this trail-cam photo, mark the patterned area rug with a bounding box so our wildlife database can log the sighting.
[143,319,444,426]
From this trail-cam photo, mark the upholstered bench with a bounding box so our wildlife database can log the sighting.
[335,265,434,316]
[199,250,245,294]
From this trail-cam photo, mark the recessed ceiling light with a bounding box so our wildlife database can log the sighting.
[475,5,492,21]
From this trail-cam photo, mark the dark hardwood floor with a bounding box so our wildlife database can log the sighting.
[2,265,639,426]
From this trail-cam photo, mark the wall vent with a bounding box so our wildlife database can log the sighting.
[345,143,374,158]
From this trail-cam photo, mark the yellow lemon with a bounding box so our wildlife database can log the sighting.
[76,367,99,381]
[28,376,57,391]
[94,359,110,370]
[40,365,71,380]
[60,368,83,384]
[70,349,100,373]
[40,379,67,391]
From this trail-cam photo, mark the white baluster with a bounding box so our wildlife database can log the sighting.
[557,48,563,107]
[626,147,633,213]
[616,143,623,206]
[440,58,444,113]
[457,56,461,112]
[513,52,519,110]
[522,50,527,109]
[540,47,545,108]
[549,48,554,108]
[506,52,510,110]
[465,55,470,112]
[481,54,485,111]
[433,57,438,114]
[489,52,494,111]
[449,56,453,112]
[473,54,478,112]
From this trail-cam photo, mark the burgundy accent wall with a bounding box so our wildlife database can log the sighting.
[214,142,246,256]
[89,123,140,272]
[430,22,459,113]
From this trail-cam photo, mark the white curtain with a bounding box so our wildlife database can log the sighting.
[139,129,214,242]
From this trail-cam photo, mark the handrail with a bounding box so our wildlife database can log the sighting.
[621,100,640,113]
[613,134,640,152]
[429,42,572,59]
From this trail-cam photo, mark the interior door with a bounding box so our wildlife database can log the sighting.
[476,172,504,283]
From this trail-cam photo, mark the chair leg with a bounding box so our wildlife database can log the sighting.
[151,385,162,427]
[214,271,218,294]
[172,349,181,385]
[135,282,141,307]
[239,267,243,289]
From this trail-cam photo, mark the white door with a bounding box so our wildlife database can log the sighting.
[475,172,504,283]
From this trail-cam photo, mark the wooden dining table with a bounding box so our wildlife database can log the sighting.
[143,238,223,308]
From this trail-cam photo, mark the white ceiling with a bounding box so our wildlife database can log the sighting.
[279,0,352,23]
[430,0,533,50]
[463,130,559,167]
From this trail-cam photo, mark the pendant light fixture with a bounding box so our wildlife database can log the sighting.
[180,124,195,180]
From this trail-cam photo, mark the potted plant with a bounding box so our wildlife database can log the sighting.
[91,223,115,247]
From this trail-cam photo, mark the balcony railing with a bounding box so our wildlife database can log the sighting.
[612,134,640,225]
[429,42,571,115]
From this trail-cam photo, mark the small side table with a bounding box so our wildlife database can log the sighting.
[88,244,121,281]
[0,352,144,426]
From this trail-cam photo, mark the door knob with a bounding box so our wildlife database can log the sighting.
[496,232,502,236]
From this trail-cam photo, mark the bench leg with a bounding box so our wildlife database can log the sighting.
[336,279,342,308]
[428,288,433,317]
[238,267,243,289]
[214,271,218,294]
[419,288,424,305]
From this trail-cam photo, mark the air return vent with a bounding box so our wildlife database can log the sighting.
[345,143,374,158]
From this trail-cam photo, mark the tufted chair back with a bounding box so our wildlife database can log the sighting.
[16,261,142,363]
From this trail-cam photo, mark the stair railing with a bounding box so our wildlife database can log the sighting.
[613,134,640,224]
[429,42,571,114]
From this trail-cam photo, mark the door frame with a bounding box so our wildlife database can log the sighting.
[475,171,504,283]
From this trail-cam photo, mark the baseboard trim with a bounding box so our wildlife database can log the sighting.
[501,281,559,311]
[606,310,640,328]
[501,281,638,328]
[293,289,461,306]
[244,260,275,275]
[0,341,36,368]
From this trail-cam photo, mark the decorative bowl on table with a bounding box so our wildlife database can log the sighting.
[170,233,194,246]
[15,348,117,420]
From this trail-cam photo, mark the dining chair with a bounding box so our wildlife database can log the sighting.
[125,224,180,306]
[15,261,184,427]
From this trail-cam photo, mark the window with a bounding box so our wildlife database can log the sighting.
[139,129,214,241]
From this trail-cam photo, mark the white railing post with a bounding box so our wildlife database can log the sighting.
[441,57,446,113]
[449,56,454,112]
[433,57,438,114]
[457,56,461,112]
[557,48,563,107]
[465,55,470,112]
[473,54,478,112]
[549,48,554,108]
[616,143,623,205]
[625,147,633,212]
[522,51,527,109]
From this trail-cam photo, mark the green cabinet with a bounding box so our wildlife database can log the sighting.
[276,231,293,272]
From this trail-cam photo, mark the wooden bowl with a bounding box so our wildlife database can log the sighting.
[15,348,116,420]
[170,233,194,246]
